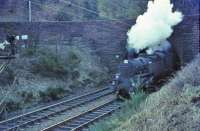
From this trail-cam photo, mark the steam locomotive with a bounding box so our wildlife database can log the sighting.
[113,41,175,99]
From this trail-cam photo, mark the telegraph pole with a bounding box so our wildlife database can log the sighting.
[28,0,32,22]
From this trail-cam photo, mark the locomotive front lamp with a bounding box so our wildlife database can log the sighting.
[124,60,129,64]
[115,74,120,79]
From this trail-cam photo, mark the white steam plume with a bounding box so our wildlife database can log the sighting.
[127,0,183,52]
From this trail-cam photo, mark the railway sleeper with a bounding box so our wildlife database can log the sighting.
[67,123,82,127]
[76,117,92,121]
[82,116,96,120]
[0,122,16,127]
[54,127,72,131]
[73,119,89,124]
[0,125,9,130]
[60,125,76,129]
[95,109,110,113]
[71,121,85,125]
[16,120,27,124]
[84,113,100,118]
[57,112,69,116]
[56,106,69,110]
[82,128,89,131]
[104,107,119,111]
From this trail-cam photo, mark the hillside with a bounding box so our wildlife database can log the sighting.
[0,46,109,120]
[118,55,200,131]
[0,0,148,22]
[90,55,200,131]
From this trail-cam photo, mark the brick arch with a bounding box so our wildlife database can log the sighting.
[172,0,199,15]
[169,0,200,65]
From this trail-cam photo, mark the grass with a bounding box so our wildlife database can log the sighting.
[0,84,68,115]
[0,85,67,120]
[31,46,109,88]
[39,86,66,102]
[31,50,82,79]
[88,70,109,87]
[89,91,147,131]
[0,96,22,120]
[3,99,21,112]
[90,55,200,131]
[0,66,15,86]
[0,46,110,120]
[19,91,35,103]
[23,46,36,56]
[31,51,69,78]
[116,56,200,131]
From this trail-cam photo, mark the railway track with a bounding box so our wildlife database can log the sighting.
[42,99,121,131]
[0,87,116,131]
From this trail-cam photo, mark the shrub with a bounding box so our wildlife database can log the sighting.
[32,52,68,78]
[67,51,81,69]
[23,47,36,56]
[82,78,94,86]
[97,0,147,19]
[4,100,21,112]
[0,67,15,86]
[0,99,21,120]
[38,91,48,102]
[32,50,82,78]
[39,86,66,102]
[71,70,80,80]
[20,91,34,103]
[88,70,109,87]
[55,10,72,21]
[69,80,84,89]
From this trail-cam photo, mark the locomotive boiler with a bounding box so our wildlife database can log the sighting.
[114,41,175,99]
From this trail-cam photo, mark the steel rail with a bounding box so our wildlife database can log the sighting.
[42,98,121,131]
[71,102,121,131]
[0,87,114,131]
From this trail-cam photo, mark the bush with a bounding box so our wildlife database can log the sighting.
[32,52,68,78]
[69,80,84,89]
[67,51,81,69]
[23,47,36,56]
[4,100,21,112]
[88,70,109,87]
[20,91,34,103]
[0,67,15,86]
[39,86,66,102]
[71,70,80,80]
[32,50,82,79]
[82,78,94,86]
[55,10,72,21]
[97,0,147,19]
